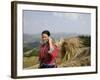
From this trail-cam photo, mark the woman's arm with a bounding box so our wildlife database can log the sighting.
[48,37,59,58]
[48,37,54,53]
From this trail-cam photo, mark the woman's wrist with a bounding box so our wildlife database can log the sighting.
[48,47,54,53]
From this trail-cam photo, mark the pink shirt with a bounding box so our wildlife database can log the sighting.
[39,44,58,64]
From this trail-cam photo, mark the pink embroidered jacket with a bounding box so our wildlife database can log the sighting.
[39,44,58,64]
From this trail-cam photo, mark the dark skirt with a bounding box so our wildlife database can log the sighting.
[39,63,56,68]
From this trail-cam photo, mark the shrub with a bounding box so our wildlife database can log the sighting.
[78,35,91,47]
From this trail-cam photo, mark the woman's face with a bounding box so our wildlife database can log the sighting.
[41,34,49,43]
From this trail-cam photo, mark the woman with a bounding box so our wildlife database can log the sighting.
[39,30,59,68]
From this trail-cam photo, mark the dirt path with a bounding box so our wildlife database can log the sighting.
[24,49,34,55]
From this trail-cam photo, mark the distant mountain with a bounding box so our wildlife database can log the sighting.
[23,33,40,43]
[23,32,80,43]
[51,32,79,40]
[24,41,40,49]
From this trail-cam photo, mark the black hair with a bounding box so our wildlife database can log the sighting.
[41,30,50,37]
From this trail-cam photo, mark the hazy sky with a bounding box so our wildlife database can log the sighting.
[23,10,91,35]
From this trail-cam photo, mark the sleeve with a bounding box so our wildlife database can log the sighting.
[38,46,42,61]
[50,45,59,58]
